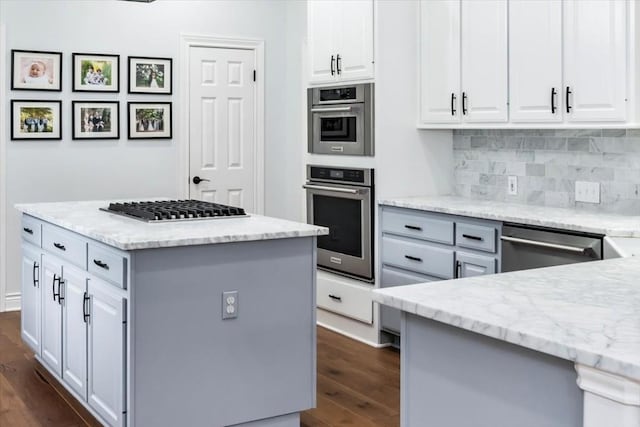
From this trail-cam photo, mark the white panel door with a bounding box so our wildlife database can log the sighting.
[41,255,63,377]
[88,278,126,427]
[21,244,41,354]
[189,46,256,211]
[336,0,374,81]
[419,0,461,123]
[62,263,87,400]
[509,0,563,123]
[461,0,508,123]
[564,0,627,122]
[308,0,339,84]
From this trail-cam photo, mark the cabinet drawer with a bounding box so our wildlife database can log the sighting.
[382,208,454,245]
[88,244,127,289]
[42,224,87,269]
[317,277,372,324]
[456,221,497,253]
[382,236,454,279]
[21,216,42,247]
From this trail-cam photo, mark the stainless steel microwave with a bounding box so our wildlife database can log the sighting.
[307,83,374,156]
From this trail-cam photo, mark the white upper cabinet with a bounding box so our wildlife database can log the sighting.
[509,0,563,123]
[564,0,627,122]
[308,0,374,84]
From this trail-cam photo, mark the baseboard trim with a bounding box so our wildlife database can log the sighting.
[4,292,21,311]
[316,322,389,348]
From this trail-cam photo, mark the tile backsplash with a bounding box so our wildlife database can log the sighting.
[453,129,640,214]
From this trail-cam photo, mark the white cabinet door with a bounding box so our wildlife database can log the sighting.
[509,0,563,123]
[335,0,374,82]
[62,264,88,400]
[564,0,627,122]
[21,244,41,354]
[460,0,508,122]
[88,278,126,427]
[41,255,63,377]
[308,0,339,84]
[456,251,496,278]
[419,0,461,123]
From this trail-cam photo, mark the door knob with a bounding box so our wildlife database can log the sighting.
[192,176,210,184]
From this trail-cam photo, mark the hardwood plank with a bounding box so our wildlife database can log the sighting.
[0,373,41,427]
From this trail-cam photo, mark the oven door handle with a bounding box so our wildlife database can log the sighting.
[500,235,590,254]
[310,106,353,113]
[303,184,360,194]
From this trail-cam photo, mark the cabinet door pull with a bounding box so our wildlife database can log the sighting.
[328,294,342,302]
[330,55,335,76]
[57,279,64,305]
[83,292,90,323]
[404,225,422,231]
[52,274,60,301]
[566,86,572,113]
[93,259,109,270]
[462,234,483,241]
[462,92,468,115]
[53,242,66,251]
[551,87,557,114]
[336,54,342,75]
[33,262,39,287]
[404,255,423,262]
[23,227,33,235]
[455,260,462,278]
[451,93,457,116]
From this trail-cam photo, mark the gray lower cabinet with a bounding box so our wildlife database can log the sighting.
[380,206,502,336]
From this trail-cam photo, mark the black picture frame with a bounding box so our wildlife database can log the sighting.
[128,56,173,94]
[72,53,120,93]
[11,100,63,141]
[72,101,120,140]
[128,102,172,139]
[11,49,63,91]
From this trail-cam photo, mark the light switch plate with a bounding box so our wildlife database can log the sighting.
[575,181,600,204]
[507,176,518,195]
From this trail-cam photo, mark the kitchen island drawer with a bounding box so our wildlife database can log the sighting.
[317,276,372,324]
[88,243,127,289]
[381,208,454,245]
[382,236,454,279]
[42,224,87,269]
[456,221,497,253]
[21,216,42,247]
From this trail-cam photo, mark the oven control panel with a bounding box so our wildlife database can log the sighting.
[309,166,372,185]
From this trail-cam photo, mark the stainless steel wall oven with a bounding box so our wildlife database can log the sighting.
[304,165,374,282]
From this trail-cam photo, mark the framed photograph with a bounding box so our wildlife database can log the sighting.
[128,56,172,94]
[72,53,119,92]
[11,100,62,140]
[72,101,120,140]
[11,50,62,91]
[128,102,172,139]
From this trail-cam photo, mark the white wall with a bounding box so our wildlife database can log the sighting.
[0,0,304,309]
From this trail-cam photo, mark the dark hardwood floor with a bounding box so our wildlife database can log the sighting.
[0,311,400,427]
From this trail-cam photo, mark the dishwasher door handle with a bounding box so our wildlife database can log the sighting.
[500,235,590,254]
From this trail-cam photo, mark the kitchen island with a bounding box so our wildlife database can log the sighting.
[373,257,640,427]
[16,200,327,427]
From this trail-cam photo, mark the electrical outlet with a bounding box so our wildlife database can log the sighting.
[222,290,238,319]
[575,181,600,204]
[508,176,518,195]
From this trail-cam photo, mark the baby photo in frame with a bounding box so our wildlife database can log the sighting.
[11,50,62,91]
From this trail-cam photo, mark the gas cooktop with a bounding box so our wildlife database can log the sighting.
[101,200,248,222]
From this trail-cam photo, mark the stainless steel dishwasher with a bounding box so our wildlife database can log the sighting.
[501,224,603,272]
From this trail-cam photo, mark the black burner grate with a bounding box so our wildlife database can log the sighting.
[103,200,247,222]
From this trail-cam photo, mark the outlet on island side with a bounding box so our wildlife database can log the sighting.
[575,181,600,204]
[508,176,518,195]
[222,290,239,319]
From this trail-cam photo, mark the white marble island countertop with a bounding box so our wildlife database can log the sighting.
[16,200,328,250]
[373,257,640,380]
[379,195,640,237]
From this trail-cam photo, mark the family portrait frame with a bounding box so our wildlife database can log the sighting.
[72,101,120,140]
[128,56,172,94]
[11,100,62,141]
[11,49,63,91]
[128,102,172,139]
[72,53,120,92]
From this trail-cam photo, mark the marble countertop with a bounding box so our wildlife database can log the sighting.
[373,257,640,380]
[379,195,640,237]
[16,200,328,250]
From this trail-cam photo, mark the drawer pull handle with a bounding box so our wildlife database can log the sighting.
[328,294,342,302]
[404,225,422,231]
[462,234,483,241]
[404,255,423,262]
[23,227,34,235]
[93,259,110,270]
[53,242,66,251]
[456,260,462,278]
